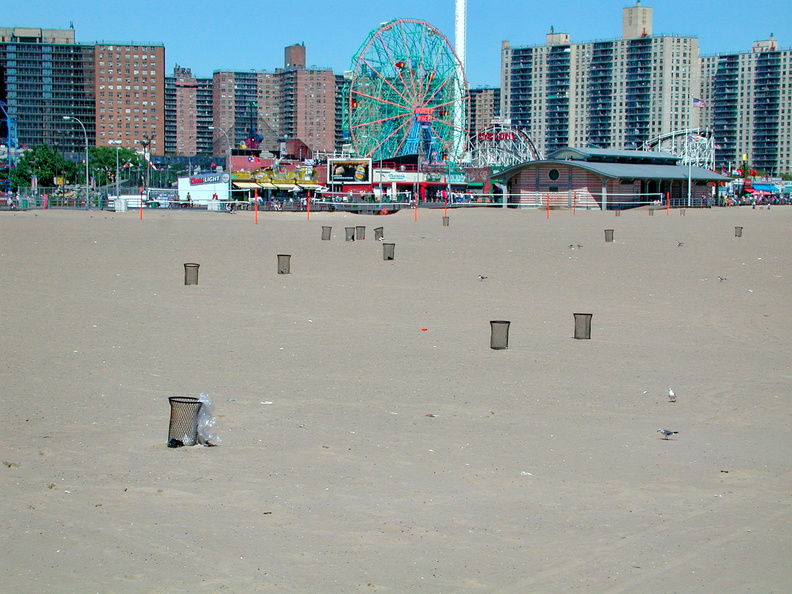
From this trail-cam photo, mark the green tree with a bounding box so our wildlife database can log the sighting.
[88,146,143,188]
[10,145,79,189]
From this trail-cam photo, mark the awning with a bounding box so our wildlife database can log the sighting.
[750,183,779,192]
[257,182,278,190]
[297,182,322,190]
[272,183,297,190]
[233,182,261,189]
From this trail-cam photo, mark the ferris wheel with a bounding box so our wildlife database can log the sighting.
[346,19,468,164]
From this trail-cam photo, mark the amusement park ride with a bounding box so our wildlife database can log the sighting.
[0,100,19,195]
[641,128,715,170]
[344,18,468,166]
[342,16,543,176]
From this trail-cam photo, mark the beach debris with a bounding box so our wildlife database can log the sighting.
[668,388,676,402]
[2,460,20,469]
[657,428,678,440]
[520,471,533,476]
[196,392,221,446]
[717,276,727,282]
[425,413,438,417]
[261,401,273,405]
[478,275,488,281]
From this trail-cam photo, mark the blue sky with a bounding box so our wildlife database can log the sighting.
[5,1,789,87]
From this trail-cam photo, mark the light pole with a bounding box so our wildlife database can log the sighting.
[63,115,90,208]
[209,125,231,173]
[108,140,122,199]
[138,133,155,200]
[209,125,232,201]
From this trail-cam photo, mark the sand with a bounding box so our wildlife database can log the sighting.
[0,205,790,592]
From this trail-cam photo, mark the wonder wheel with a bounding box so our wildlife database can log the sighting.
[346,19,468,163]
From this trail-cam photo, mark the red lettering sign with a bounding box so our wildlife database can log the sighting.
[477,131,517,142]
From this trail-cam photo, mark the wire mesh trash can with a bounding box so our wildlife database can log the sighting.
[374,227,384,240]
[490,320,510,350]
[345,227,355,241]
[735,226,743,237]
[184,263,200,285]
[383,243,395,260]
[355,225,366,240]
[321,226,332,240]
[442,216,450,226]
[167,397,203,447]
[573,313,593,339]
[277,254,291,274]
[604,229,614,242]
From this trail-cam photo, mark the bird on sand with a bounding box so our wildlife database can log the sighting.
[717,276,727,282]
[478,275,488,281]
[657,429,679,440]
[668,388,676,402]
[677,241,684,247]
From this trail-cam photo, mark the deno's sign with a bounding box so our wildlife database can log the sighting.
[190,173,230,186]
[477,131,517,141]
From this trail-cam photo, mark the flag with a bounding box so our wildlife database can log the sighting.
[692,98,707,108]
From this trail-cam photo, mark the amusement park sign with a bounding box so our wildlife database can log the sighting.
[477,131,517,142]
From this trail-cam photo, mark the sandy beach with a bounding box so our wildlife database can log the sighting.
[1,205,790,592]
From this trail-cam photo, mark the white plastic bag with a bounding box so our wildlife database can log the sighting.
[196,392,221,446]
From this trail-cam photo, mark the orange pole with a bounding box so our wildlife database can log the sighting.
[139,189,143,220]
[666,192,670,215]
[546,194,550,219]
[573,191,577,215]
[254,188,259,224]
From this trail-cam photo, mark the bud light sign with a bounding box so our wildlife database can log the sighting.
[190,173,230,186]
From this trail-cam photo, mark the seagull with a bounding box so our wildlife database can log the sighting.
[668,388,676,402]
[677,241,684,247]
[569,244,574,249]
[717,276,727,282]
[657,429,679,440]
[478,275,488,281]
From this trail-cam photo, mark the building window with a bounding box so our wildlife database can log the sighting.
[548,169,560,180]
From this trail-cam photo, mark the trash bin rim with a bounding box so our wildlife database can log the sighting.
[168,396,201,404]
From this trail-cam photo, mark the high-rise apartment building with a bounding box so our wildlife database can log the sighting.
[211,69,281,157]
[165,66,213,156]
[0,27,165,154]
[276,65,337,154]
[211,46,338,158]
[501,3,700,155]
[468,87,501,136]
[94,43,165,153]
[701,36,792,176]
[0,27,94,153]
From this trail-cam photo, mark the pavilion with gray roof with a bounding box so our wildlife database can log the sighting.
[490,148,730,209]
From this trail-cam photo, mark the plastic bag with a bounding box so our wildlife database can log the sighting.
[197,392,221,446]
